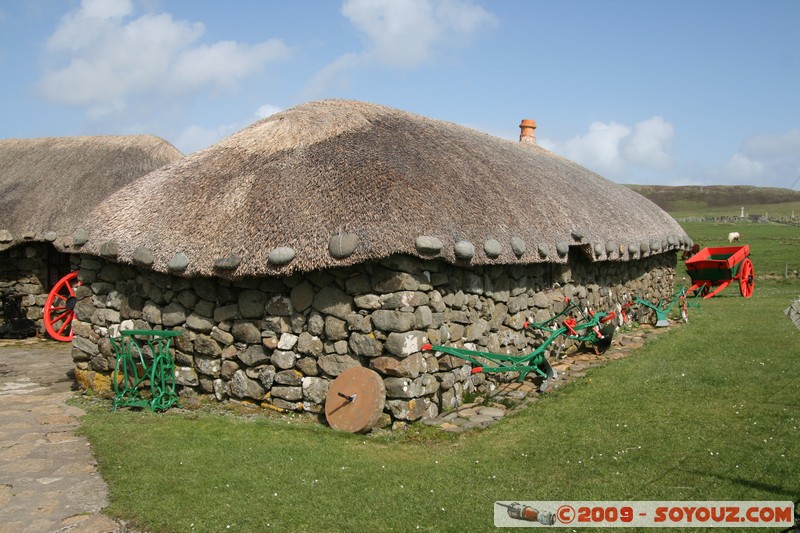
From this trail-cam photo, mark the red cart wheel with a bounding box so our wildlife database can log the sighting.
[44,272,81,342]
[739,258,755,298]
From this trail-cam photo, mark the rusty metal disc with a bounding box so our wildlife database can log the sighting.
[325,367,386,433]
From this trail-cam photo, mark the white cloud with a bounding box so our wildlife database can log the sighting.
[741,129,800,159]
[81,0,131,19]
[166,40,290,95]
[303,53,363,99]
[305,0,497,96]
[623,116,674,171]
[722,153,765,180]
[255,104,282,119]
[561,121,632,174]
[712,129,800,186]
[173,103,283,154]
[37,0,291,118]
[542,116,675,181]
[342,0,495,68]
[174,123,240,155]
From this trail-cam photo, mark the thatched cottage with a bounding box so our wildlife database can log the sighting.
[69,100,691,422]
[0,135,182,337]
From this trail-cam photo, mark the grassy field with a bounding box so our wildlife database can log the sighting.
[670,201,800,220]
[75,220,800,532]
[679,221,800,277]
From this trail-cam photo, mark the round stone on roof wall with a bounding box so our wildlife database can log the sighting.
[454,240,475,260]
[593,243,604,256]
[44,231,57,242]
[650,239,661,252]
[511,237,526,256]
[605,241,616,255]
[628,244,639,255]
[100,241,119,258]
[571,229,584,241]
[268,246,296,266]
[483,239,502,258]
[537,243,549,258]
[214,255,241,270]
[168,252,190,272]
[73,227,89,246]
[556,241,569,257]
[639,242,649,253]
[329,233,359,259]
[0,230,11,243]
[133,246,155,266]
[415,236,442,254]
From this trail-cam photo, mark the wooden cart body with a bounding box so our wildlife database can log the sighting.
[685,244,754,299]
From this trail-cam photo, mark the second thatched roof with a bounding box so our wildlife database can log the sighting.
[78,100,690,277]
[0,135,183,252]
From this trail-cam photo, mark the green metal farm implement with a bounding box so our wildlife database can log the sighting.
[626,285,694,328]
[527,298,619,356]
[422,299,617,391]
[112,329,182,412]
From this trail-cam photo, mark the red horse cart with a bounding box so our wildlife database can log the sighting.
[685,244,754,299]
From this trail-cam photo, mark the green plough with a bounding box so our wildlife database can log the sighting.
[627,285,697,327]
[422,299,617,391]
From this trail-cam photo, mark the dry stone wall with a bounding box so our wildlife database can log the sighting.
[71,251,676,424]
[0,243,49,333]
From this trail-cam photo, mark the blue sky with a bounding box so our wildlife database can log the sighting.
[1,0,798,187]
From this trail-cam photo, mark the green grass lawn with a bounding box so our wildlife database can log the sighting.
[74,220,800,532]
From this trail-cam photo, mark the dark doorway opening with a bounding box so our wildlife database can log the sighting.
[47,246,72,290]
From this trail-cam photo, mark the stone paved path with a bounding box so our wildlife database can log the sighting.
[0,338,120,533]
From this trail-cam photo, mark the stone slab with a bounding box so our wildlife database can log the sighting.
[0,340,122,532]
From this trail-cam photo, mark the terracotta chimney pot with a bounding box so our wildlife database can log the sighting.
[519,119,537,144]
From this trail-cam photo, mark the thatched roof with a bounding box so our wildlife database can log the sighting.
[0,135,183,252]
[79,100,690,277]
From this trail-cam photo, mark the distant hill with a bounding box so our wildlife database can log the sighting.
[625,185,800,214]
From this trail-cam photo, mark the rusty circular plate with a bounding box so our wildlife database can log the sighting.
[325,367,386,433]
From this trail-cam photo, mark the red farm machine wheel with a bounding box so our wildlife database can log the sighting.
[44,272,81,342]
[739,258,755,298]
